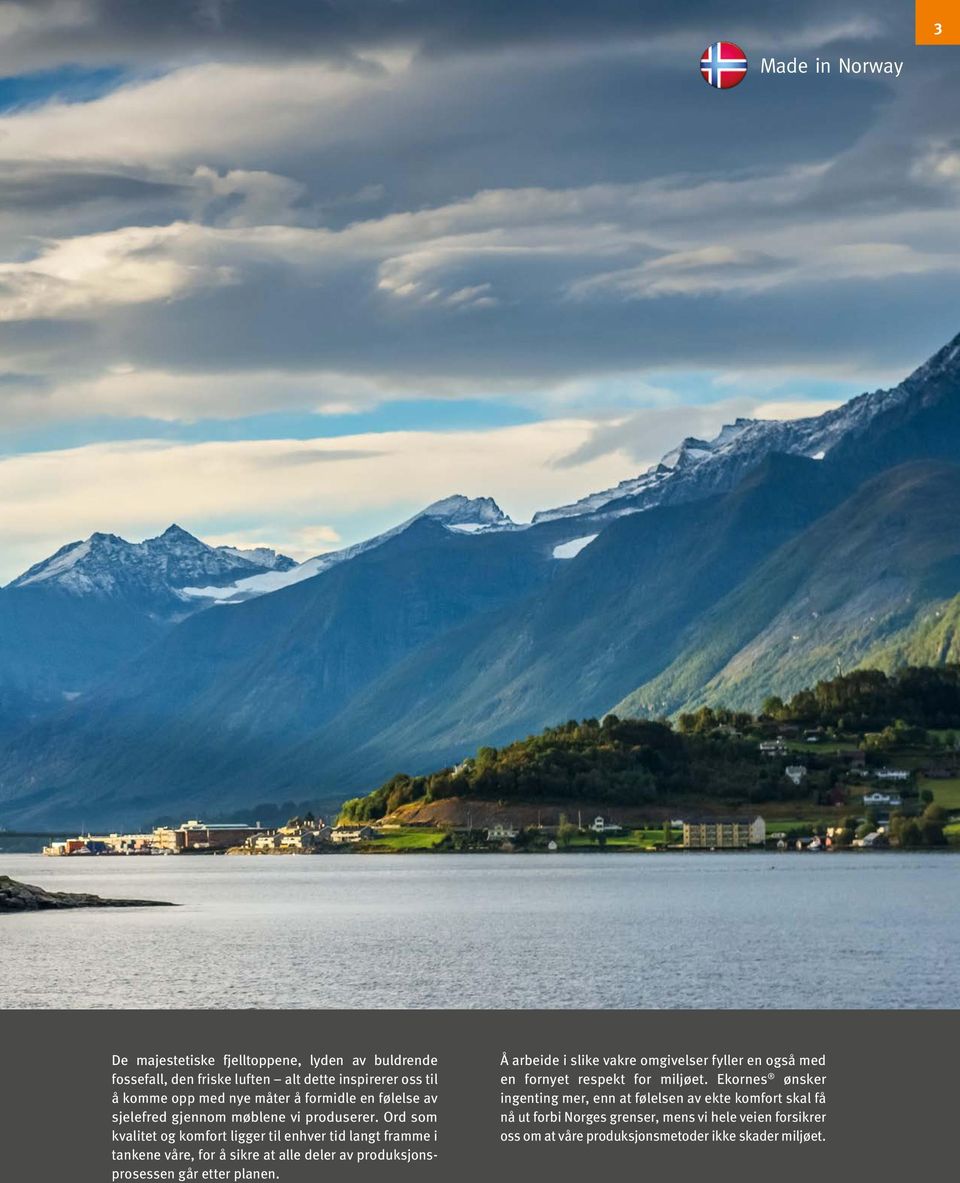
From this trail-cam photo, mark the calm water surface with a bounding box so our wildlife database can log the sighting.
[1,852,956,1009]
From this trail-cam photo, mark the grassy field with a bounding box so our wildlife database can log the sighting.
[362,828,447,851]
[562,828,668,850]
[352,817,960,852]
[760,818,825,836]
[783,739,859,756]
[918,777,960,809]
[362,826,673,852]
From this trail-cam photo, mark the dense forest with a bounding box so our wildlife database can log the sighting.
[758,665,960,731]
[341,666,960,822]
[671,666,960,736]
[341,716,787,821]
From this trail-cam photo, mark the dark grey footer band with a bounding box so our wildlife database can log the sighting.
[0,1010,954,1182]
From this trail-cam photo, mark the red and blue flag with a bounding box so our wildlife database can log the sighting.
[700,42,748,89]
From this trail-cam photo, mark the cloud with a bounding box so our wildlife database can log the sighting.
[0,148,956,415]
[554,406,741,469]
[0,223,223,320]
[0,386,859,582]
[0,6,951,418]
[0,420,639,581]
[554,397,843,468]
[0,61,383,168]
[253,446,385,467]
[0,2,900,73]
[0,0,958,577]
[203,523,342,561]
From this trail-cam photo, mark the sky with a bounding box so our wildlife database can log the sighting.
[1,0,959,579]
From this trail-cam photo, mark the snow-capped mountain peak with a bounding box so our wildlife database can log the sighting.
[423,494,512,533]
[215,546,295,572]
[532,337,960,525]
[180,495,515,604]
[8,525,295,604]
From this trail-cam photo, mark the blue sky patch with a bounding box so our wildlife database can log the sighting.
[1,398,543,457]
[0,65,129,112]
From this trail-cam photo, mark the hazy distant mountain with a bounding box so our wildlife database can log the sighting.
[0,525,294,725]
[2,332,960,826]
[0,516,554,826]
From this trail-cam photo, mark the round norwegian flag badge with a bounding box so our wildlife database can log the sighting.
[700,41,748,89]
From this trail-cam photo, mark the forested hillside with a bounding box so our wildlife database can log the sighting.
[342,666,960,822]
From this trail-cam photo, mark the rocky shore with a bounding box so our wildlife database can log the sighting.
[0,875,175,913]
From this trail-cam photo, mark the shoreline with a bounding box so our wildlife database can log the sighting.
[0,875,176,913]
[5,844,957,861]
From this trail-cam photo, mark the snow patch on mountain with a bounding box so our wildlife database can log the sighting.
[14,539,94,589]
[552,535,598,560]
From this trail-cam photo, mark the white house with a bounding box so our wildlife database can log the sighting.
[863,791,902,808]
[590,816,622,834]
[875,768,910,781]
[784,765,807,786]
[486,823,519,841]
[330,825,377,844]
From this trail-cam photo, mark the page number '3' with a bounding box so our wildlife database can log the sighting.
[935,22,943,35]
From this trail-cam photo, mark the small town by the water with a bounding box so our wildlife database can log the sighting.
[11,689,957,859]
[31,807,927,858]
[36,753,948,859]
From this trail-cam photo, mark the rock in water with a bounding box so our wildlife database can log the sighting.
[0,875,174,913]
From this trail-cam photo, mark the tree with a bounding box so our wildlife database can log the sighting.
[890,815,922,848]
[761,695,785,719]
[557,813,578,849]
[476,746,498,773]
[919,802,947,846]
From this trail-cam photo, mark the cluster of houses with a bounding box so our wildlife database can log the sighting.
[42,751,928,860]
[757,732,921,811]
[485,816,625,843]
[482,810,905,853]
[794,823,889,851]
[485,815,768,850]
[242,819,383,851]
[44,817,380,857]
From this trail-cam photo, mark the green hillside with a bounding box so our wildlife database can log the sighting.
[342,666,960,834]
[341,715,795,821]
[862,594,960,670]
[615,462,960,718]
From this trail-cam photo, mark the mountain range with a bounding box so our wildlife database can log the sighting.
[3,331,960,827]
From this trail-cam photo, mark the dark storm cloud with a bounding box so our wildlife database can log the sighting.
[0,0,957,422]
[0,371,49,389]
[1,1,904,70]
[254,447,385,467]
[0,166,187,213]
[65,256,959,390]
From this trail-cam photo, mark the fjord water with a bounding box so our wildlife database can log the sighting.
[1,853,956,1009]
